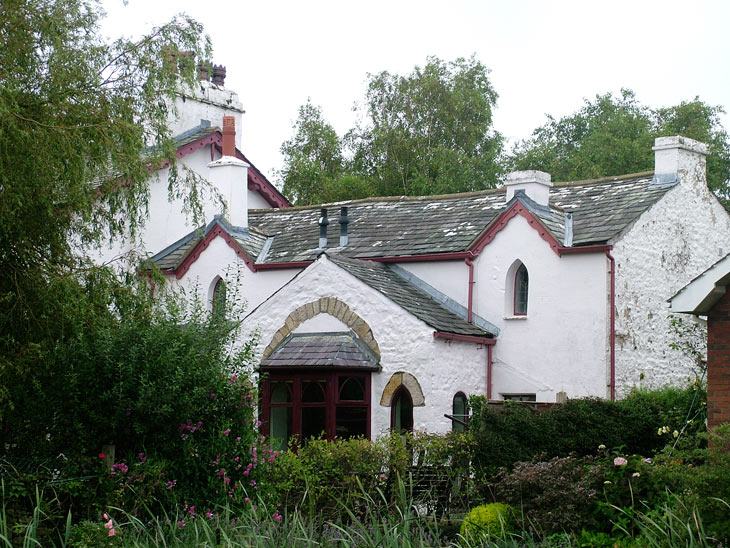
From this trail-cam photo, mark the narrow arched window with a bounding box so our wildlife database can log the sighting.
[212,278,227,319]
[514,264,529,315]
[452,392,468,432]
[391,386,413,433]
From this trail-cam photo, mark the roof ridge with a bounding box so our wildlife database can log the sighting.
[248,187,505,214]
[552,171,654,188]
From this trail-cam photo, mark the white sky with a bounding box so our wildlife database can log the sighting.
[101,0,730,183]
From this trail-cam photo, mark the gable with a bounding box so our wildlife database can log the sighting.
[172,124,290,209]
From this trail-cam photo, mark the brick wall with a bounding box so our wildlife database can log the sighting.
[708,289,730,428]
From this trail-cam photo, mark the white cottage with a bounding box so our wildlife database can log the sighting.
[98,72,730,444]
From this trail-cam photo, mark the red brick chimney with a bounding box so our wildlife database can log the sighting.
[222,116,236,157]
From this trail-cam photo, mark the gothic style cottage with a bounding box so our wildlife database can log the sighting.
[97,72,730,445]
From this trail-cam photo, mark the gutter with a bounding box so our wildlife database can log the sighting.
[606,250,616,400]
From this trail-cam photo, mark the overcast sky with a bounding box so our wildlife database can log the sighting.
[101,0,730,183]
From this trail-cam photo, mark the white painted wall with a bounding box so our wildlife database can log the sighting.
[613,168,730,395]
[399,261,470,308]
[473,214,610,400]
[294,314,350,333]
[91,146,270,264]
[242,256,487,437]
[170,81,245,150]
[162,235,301,315]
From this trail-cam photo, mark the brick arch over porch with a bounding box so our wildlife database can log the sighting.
[262,297,381,359]
[380,372,425,407]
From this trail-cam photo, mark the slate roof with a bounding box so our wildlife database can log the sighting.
[150,216,269,271]
[260,332,380,370]
[328,255,495,337]
[245,171,671,263]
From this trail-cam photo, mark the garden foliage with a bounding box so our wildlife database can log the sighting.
[469,385,705,478]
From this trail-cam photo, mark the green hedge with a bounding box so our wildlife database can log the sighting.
[469,384,705,478]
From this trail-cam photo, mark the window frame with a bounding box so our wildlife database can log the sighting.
[260,371,371,445]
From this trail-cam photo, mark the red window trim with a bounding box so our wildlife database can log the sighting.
[260,371,371,442]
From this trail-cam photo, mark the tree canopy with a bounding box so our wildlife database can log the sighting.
[279,56,504,204]
[509,90,730,200]
[0,0,212,433]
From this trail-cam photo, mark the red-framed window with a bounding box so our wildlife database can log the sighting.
[514,264,529,315]
[260,372,371,448]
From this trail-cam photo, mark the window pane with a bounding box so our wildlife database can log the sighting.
[302,380,326,403]
[301,407,327,440]
[393,390,413,432]
[502,394,536,402]
[515,265,528,314]
[452,394,468,432]
[270,381,292,403]
[338,376,365,401]
[336,406,367,439]
[270,407,292,450]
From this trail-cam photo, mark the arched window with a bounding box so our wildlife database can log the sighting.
[212,278,227,319]
[514,264,529,315]
[391,386,413,433]
[452,392,469,432]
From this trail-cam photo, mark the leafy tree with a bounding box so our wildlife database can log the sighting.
[510,90,730,201]
[510,90,655,181]
[279,100,347,204]
[351,55,503,197]
[0,0,212,438]
[279,56,504,204]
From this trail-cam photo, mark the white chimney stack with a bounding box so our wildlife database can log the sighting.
[208,116,249,228]
[653,136,708,181]
[504,170,553,206]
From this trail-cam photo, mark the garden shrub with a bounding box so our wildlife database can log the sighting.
[469,384,706,479]
[257,431,477,519]
[460,502,515,541]
[652,424,730,543]
[492,455,603,536]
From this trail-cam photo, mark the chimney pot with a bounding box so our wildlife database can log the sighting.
[318,208,329,249]
[212,64,227,86]
[339,206,349,247]
[222,116,236,157]
[197,62,210,81]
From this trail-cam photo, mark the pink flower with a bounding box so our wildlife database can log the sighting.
[108,528,116,537]
[138,452,146,463]
[111,462,128,474]
[98,452,106,460]
[244,497,250,503]
[166,480,176,490]
[104,519,113,529]
[206,510,214,519]
[177,519,186,529]
[103,513,109,520]
[614,457,628,466]
[223,429,231,436]
[632,472,641,478]
[643,457,653,464]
